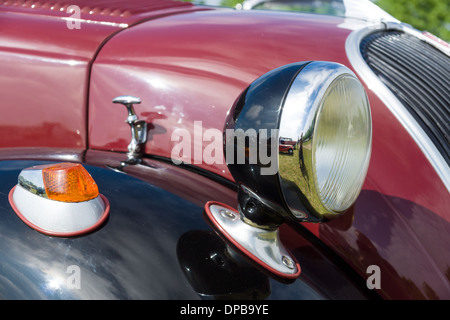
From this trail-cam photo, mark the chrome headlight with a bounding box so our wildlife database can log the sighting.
[211,61,371,279]
[279,62,372,220]
[225,61,372,223]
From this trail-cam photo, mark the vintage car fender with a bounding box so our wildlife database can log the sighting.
[0,0,449,300]
[0,148,375,299]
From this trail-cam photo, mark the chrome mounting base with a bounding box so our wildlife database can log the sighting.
[205,201,301,279]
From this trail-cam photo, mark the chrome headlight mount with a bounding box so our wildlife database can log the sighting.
[206,61,372,279]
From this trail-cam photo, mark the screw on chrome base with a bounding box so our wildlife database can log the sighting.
[282,256,295,270]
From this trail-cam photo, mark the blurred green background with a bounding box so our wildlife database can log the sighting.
[183,0,450,42]
[375,0,449,42]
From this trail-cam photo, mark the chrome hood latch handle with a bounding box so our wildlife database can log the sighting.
[113,95,148,164]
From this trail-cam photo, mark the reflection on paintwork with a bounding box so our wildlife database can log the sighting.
[322,190,450,299]
[177,230,271,299]
[0,158,373,299]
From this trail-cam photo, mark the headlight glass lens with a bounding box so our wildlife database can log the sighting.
[313,75,371,213]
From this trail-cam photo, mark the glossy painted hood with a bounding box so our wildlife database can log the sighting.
[88,8,360,177]
[0,0,204,151]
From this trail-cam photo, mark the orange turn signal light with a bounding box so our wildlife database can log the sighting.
[42,163,99,203]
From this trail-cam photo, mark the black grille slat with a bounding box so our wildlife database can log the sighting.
[368,44,449,116]
[361,31,450,165]
[367,35,450,109]
[368,48,450,126]
[391,37,450,98]
[374,41,450,103]
[367,48,450,139]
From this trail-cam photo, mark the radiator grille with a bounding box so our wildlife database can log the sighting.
[360,31,450,165]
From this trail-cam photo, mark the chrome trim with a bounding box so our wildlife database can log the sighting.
[113,95,148,165]
[346,22,450,192]
[11,185,106,234]
[18,165,47,198]
[207,203,299,277]
[278,61,372,220]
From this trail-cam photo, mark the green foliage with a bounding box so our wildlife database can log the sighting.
[220,0,242,7]
[375,0,450,42]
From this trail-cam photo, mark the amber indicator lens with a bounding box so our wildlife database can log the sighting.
[42,163,99,202]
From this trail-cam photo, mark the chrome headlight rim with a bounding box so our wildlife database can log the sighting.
[278,61,372,220]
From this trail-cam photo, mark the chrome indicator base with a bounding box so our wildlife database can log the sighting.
[205,201,301,279]
[9,185,110,237]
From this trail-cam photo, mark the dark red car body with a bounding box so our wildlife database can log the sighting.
[0,0,448,300]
